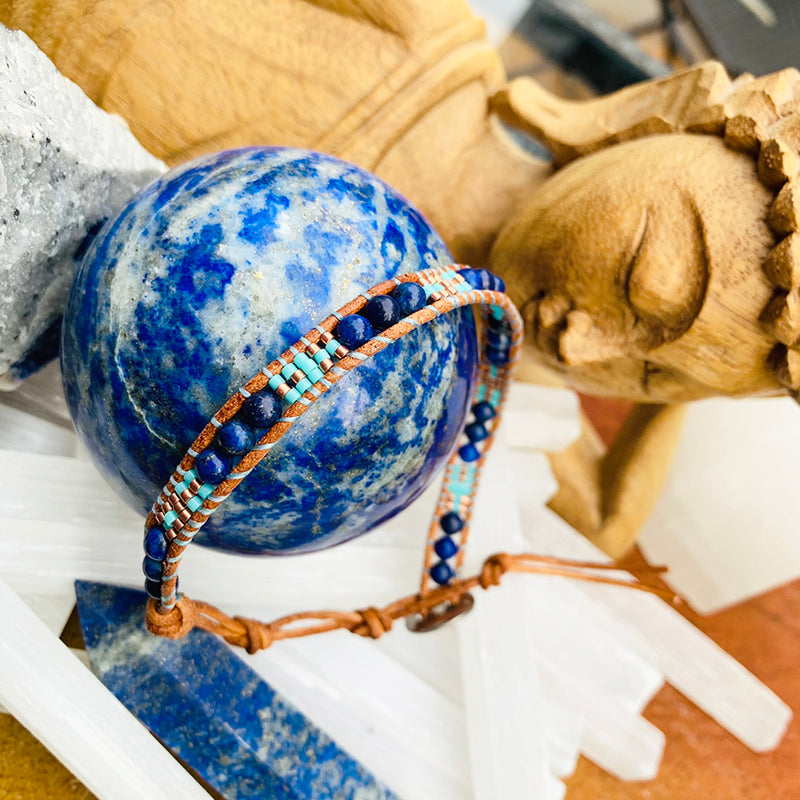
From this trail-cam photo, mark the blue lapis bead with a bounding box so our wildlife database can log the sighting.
[195,449,231,484]
[459,443,481,462]
[471,401,496,423]
[475,269,494,290]
[457,268,479,289]
[142,556,163,581]
[216,420,255,456]
[439,511,464,534]
[336,314,374,349]
[391,282,427,316]
[362,295,402,331]
[241,391,282,428]
[465,421,490,443]
[487,330,512,350]
[486,346,511,365]
[145,579,162,600]
[434,536,459,560]
[492,274,506,293]
[144,527,168,560]
[487,314,511,333]
[430,561,455,586]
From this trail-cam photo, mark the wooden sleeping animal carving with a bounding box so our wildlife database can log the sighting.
[3,1,800,557]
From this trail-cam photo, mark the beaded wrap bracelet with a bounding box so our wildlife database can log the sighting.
[142,264,521,627]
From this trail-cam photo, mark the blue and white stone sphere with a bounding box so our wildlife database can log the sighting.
[61,147,478,554]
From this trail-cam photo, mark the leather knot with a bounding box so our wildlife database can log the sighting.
[355,606,394,639]
[146,597,197,639]
[235,617,274,654]
[479,553,512,589]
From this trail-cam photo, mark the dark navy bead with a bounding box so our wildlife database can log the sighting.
[471,401,496,423]
[487,330,512,350]
[486,346,511,365]
[144,527,168,560]
[241,391,282,428]
[459,442,481,462]
[430,560,455,586]
[216,420,255,456]
[145,579,162,600]
[142,556,163,581]
[195,448,231,484]
[475,269,494,290]
[434,536,459,560]
[439,511,464,534]
[336,314,374,349]
[487,314,511,333]
[465,421,490,443]
[391,282,427,316]
[362,295,402,331]
[457,268,481,289]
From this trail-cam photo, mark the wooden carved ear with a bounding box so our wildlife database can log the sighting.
[489,62,731,167]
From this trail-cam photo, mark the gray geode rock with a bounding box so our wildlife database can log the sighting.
[0,25,165,387]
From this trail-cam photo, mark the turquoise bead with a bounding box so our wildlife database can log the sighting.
[294,353,314,374]
[268,374,284,391]
[197,483,214,500]
[294,377,312,393]
[173,480,188,495]
[312,350,327,364]
[284,388,301,404]
[281,363,297,380]
[187,495,203,512]
[183,468,198,483]
[163,510,178,528]
[307,366,324,382]
[325,340,340,356]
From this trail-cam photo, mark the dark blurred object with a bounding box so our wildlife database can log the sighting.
[512,0,670,92]
[663,0,800,75]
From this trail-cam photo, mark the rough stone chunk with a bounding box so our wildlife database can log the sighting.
[0,25,165,387]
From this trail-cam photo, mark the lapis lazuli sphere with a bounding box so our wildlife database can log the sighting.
[61,147,478,554]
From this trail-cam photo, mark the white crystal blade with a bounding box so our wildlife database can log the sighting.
[504,382,581,453]
[247,631,471,800]
[522,503,792,753]
[0,578,211,800]
[0,404,76,456]
[459,584,556,799]
[538,658,666,781]
[638,396,800,613]
[0,517,421,607]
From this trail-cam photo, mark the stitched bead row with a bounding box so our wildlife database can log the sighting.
[428,400,498,586]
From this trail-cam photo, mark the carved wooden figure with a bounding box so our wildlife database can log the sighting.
[3,1,800,558]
